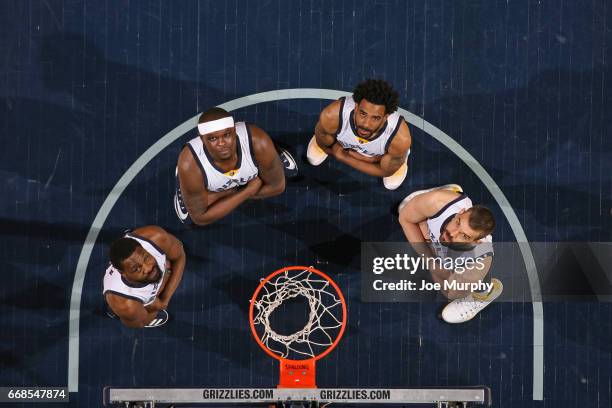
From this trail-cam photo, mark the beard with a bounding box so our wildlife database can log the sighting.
[144,266,162,283]
[440,239,476,252]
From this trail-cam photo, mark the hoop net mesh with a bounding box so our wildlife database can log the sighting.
[251,268,345,360]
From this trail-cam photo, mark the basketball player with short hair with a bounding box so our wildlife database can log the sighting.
[103,225,186,328]
[174,107,294,225]
[307,79,412,190]
[398,184,503,323]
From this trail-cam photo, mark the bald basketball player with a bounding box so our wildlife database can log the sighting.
[103,225,186,328]
[307,79,412,190]
[398,184,502,323]
[174,108,290,225]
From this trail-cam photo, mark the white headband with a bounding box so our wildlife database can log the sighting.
[198,117,235,135]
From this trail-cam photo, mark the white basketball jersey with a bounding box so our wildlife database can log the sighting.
[335,96,409,157]
[186,122,259,192]
[103,232,167,306]
[426,194,494,260]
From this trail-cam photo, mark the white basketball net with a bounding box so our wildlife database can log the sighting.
[252,269,344,359]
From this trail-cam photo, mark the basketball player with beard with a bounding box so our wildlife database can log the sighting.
[398,184,503,323]
[306,79,412,190]
[174,107,295,225]
[103,225,186,328]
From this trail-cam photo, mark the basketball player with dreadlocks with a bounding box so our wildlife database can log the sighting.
[307,79,412,190]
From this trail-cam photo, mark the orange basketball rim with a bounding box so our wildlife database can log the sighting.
[249,265,348,388]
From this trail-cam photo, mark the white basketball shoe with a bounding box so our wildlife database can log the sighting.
[441,278,503,324]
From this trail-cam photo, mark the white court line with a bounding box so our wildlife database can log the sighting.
[68,89,543,400]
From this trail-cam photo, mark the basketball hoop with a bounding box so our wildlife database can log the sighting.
[249,266,347,388]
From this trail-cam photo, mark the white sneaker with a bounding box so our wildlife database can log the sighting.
[306,136,328,166]
[278,147,299,178]
[383,162,408,190]
[441,279,503,324]
[174,192,190,223]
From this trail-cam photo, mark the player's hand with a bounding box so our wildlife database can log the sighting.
[347,150,380,163]
[331,143,347,160]
[245,176,263,194]
[145,297,167,312]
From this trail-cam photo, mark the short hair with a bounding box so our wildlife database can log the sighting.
[467,205,496,239]
[198,107,231,124]
[109,237,140,271]
[352,79,399,114]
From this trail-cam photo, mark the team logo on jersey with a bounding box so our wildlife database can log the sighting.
[224,169,238,177]
[356,136,369,144]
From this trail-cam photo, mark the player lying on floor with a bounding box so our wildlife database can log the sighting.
[103,225,186,328]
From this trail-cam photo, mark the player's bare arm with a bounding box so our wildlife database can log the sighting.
[206,189,236,206]
[346,150,381,163]
[105,294,157,328]
[399,189,461,246]
[177,147,259,225]
[133,226,186,309]
[398,190,441,254]
[249,124,285,199]
[333,121,411,177]
[379,121,411,175]
[314,100,342,150]
[330,144,390,177]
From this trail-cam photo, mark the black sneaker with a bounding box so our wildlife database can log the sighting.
[278,148,299,179]
[105,305,117,319]
[145,309,170,328]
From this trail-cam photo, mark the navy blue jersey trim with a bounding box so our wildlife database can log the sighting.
[384,116,404,153]
[120,275,152,288]
[103,290,145,304]
[430,194,468,220]
[334,97,346,136]
[476,251,494,260]
[126,232,166,256]
[245,123,259,169]
[186,143,209,190]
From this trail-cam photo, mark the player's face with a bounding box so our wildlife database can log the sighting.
[120,246,162,284]
[354,100,388,138]
[440,210,482,245]
[202,127,237,161]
